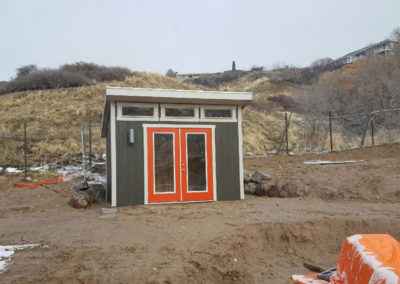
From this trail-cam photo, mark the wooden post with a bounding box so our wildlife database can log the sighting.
[329,112,333,152]
[371,118,375,146]
[23,122,28,180]
[88,121,92,168]
[285,112,289,155]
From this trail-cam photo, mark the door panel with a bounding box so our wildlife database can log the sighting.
[146,127,214,203]
[154,133,175,193]
[147,128,180,203]
[180,128,214,202]
[186,133,207,192]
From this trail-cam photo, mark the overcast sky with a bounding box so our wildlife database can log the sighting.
[0,0,399,80]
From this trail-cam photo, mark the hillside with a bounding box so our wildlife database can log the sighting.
[0,73,201,165]
[0,70,302,165]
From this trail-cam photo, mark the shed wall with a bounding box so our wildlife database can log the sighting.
[115,120,240,206]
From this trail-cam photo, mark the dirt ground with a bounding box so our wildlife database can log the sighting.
[1,144,400,284]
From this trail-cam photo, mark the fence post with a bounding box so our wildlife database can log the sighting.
[285,112,289,155]
[329,111,333,152]
[371,118,375,146]
[88,121,92,168]
[23,122,28,180]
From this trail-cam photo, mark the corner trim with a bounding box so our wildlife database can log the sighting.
[238,106,245,200]
[110,102,117,207]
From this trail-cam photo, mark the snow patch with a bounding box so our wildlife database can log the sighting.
[0,244,40,273]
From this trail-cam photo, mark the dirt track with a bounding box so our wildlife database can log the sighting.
[1,144,400,284]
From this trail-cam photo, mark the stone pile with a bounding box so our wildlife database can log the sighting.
[69,181,105,209]
[244,170,306,198]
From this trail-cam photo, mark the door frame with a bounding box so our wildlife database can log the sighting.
[143,124,217,204]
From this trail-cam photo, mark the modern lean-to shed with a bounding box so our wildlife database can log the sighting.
[101,87,253,207]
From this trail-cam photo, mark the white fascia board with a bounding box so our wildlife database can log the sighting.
[106,87,253,104]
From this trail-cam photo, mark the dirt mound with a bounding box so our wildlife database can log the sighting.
[246,143,400,202]
[180,218,400,284]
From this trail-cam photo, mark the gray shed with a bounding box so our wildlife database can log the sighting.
[101,87,253,207]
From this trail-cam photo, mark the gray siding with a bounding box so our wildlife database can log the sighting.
[114,120,240,206]
[116,122,145,206]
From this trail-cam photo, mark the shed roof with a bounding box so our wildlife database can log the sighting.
[101,87,253,137]
[106,87,253,104]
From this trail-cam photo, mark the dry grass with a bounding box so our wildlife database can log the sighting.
[0,71,301,164]
[0,72,198,164]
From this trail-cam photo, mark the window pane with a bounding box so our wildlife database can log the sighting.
[122,106,154,117]
[154,133,174,193]
[187,134,206,192]
[204,109,232,118]
[165,107,195,117]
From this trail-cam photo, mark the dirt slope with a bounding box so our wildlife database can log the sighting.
[247,143,400,202]
[1,144,400,284]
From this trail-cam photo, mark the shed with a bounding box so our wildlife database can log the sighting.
[101,87,253,207]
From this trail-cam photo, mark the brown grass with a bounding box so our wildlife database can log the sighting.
[0,71,299,164]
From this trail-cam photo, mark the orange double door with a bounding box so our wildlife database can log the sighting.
[146,127,215,204]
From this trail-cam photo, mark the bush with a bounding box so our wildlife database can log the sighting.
[3,69,92,93]
[0,62,132,94]
[61,62,131,82]
[0,81,7,93]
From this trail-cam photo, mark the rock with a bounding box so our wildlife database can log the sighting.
[89,183,106,201]
[244,170,253,184]
[244,182,257,194]
[266,184,281,197]
[251,171,272,183]
[70,191,90,208]
[69,181,105,209]
[254,183,268,196]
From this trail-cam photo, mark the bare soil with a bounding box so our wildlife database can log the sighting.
[1,144,400,284]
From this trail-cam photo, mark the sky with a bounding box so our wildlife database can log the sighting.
[0,0,399,81]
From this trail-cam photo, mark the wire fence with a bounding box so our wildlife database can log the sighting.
[0,121,104,178]
[1,107,399,175]
[279,107,400,154]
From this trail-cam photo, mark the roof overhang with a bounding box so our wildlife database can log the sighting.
[106,87,253,105]
[101,87,253,137]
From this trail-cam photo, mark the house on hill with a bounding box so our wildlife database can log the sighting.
[329,39,398,69]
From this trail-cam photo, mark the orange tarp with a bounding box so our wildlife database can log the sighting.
[292,234,400,284]
[331,234,400,284]
[15,176,64,189]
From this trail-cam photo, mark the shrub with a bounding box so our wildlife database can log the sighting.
[3,69,92,93]
[0,62,132,94]
[61,62,131,82]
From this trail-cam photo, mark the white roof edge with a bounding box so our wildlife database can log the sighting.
[105,86,253,101]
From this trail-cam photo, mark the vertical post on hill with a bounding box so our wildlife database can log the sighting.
[23,122,28,180]
[329,111,333,152]
[370,117,375,146]
[88,121,92,168]
[285,112,289,155]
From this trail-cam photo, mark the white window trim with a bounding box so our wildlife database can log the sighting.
[184,131,208,193]
[160,104,200,122]
[152,131,177,195]
[200,105,237,122]
[117,102,159,121]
